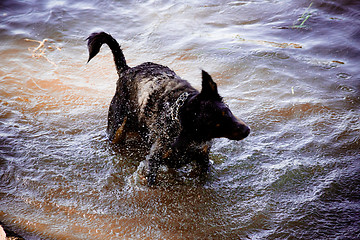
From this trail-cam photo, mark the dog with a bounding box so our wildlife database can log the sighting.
[86,32,250,186]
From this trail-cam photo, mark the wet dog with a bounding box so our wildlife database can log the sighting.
[86,32,250,186]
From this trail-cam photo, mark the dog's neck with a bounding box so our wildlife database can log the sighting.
[170,92,190,122]
[174,94,214,147]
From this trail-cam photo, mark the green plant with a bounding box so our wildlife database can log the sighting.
[292,2,313,29]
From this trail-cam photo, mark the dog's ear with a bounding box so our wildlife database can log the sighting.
[200,70,221,100]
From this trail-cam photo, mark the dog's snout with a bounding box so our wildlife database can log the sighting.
[233,115,250,140]
[235,124,250,140]
[225,121,250,141]
[242,125,250,138]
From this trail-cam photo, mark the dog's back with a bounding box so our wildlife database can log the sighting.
[131,63,196,130]
[109,60,199,144]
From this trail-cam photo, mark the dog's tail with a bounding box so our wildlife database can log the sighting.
[86,32,129,75]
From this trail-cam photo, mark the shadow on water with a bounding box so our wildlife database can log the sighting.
[1,0,360,239]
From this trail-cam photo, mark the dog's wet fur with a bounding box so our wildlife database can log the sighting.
[87,32,250,186]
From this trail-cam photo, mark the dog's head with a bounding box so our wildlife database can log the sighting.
[180,70,250,142]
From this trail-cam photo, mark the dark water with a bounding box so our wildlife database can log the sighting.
[1,0,359,239]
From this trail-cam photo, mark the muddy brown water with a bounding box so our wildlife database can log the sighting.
[1,0,359,239]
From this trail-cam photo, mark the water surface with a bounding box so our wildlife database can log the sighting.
[1,0,359,239]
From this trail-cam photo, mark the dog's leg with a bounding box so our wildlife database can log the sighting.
[147,157,160,186]
[146,139,168,186]
[197,156,210,184]
[107,92,129,142]
[112,116,127,144]
[195,144,211,184]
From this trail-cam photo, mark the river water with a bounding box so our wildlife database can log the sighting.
[0,0,359,239]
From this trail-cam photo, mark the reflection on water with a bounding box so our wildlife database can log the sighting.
[1,0,360,239]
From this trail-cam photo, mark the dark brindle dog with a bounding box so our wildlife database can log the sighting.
[87,32,250,186]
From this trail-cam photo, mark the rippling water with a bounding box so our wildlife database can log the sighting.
[1,0,359,239]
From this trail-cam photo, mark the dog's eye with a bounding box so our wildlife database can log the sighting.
[216,123,221,128]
